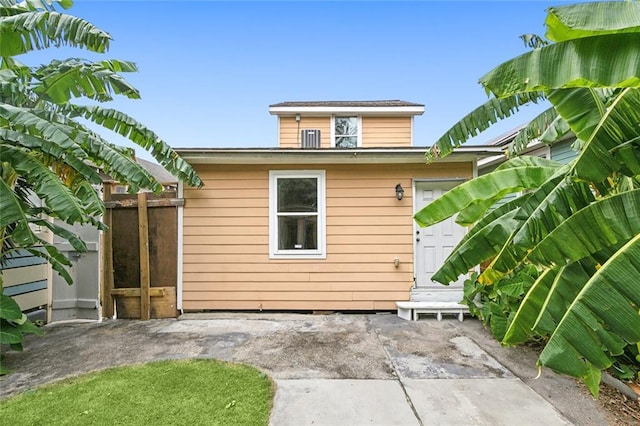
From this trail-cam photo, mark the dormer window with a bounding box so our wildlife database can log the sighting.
[332,116,361,148]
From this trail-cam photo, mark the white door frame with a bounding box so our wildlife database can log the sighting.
[412,178,467,289]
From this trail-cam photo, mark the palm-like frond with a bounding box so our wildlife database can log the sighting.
[0,9,110,56]
[552,88,640,181]
[0,128,100,184]
[33,59,139,103]
[502,267,558,345]
[0,177,37,247]
[1,144,88,224]
[412,1,640,396]
[527,189,640,266]
[427,92,546,161]
[545,1,640,42]
[432,205,522,284]
[64,105,204,188]
[507,107,568,155]
[480,34,640,98]
[537,235,640,394]
[414,157,561,227]
[478,174,594,284]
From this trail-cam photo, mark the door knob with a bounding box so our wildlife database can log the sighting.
[416,238,420,242]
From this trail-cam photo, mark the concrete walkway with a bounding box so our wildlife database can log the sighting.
[2,313,610,425]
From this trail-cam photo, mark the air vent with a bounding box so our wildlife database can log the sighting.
[301,129,321,148]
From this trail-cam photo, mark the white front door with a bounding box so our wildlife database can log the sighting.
[414,181,467,289]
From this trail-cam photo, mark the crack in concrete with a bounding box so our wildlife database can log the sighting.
[366,316,423,426]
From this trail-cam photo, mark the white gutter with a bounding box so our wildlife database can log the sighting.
[176,147,503,165]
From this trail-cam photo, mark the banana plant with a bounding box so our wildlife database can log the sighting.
[0,0,203,371]
[1,0,203,276]
[415,1,640,396]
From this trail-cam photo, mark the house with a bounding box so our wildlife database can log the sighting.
[478,125,577,174]
[175,100,502,314]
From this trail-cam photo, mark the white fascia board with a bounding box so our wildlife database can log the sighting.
[176,146,503,165]
[269,106,425,116]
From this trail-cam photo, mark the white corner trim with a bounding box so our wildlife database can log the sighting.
[177,180,184,311]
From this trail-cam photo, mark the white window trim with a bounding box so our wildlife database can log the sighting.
[269,170,326,259]
[330,115,362,148]
[525,145,551,159]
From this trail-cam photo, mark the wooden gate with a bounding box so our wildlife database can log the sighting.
[101,185,183,319]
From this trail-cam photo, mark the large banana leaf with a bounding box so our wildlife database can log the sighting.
[538,234,640,390]
[26,245,72,285]
[79,133,158,193]
[455,157,561,224]
[528,189,640,266]
[427,92,546,161]
[552,88,640,181]
[512,174,595,246]
[480,33,640,98]
[414,157,560,227]
[0,144,88,224]
[546,1,640,42]
[508,107,568,155]
[0,178,38,247]
[0,128,100,185]
[1,103,161,192]
[477,173,594,284]
[31,218,86,252]
[432,209,520,285]
[431,195,529,284]
[0,10,110,56]
[65,105,204,188]
[0,102,76,144]
[502,267,558,345]
[33,59,140,103]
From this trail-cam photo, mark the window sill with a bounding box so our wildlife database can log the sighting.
[270,252,326,260]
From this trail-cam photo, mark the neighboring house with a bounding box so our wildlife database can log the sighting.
[479,126,577,175]
[175,100,501,313]
[1,240,49,323]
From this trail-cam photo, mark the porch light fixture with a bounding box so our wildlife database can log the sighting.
[395,183,404,201]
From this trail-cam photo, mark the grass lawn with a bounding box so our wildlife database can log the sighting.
[0,359,274,425]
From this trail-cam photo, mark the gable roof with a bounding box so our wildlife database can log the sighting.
[269,100,425,116]
[137,158,177,185]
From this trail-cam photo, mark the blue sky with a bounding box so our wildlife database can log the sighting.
[27,1,577,161]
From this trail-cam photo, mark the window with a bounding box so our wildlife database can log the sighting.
[332,116,360,148]
[269,171,326,258]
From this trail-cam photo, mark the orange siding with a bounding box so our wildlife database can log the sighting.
[279,117,331,148]
[182,162,472,311]
[279,116,413,148]
[362,117,412,147]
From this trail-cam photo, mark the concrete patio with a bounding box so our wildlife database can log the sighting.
[1,313,610,425]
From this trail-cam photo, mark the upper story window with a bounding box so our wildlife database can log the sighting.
[332,116,361,148]
[269,170,326,259]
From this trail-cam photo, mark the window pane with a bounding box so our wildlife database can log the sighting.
[335,136,357,149]
[335,117,357,136]
[278,215,318,250]
[277,178,317,212]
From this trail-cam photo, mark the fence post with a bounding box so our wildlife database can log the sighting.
[101,183,115,318]
[138,192,151,320]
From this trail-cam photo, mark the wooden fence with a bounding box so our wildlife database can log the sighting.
[101,186,182,319]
